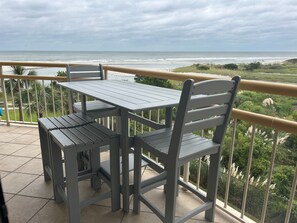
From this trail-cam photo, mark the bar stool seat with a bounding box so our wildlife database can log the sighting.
[49,122,120,223]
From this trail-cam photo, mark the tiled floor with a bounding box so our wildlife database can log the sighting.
[0,123,240,223]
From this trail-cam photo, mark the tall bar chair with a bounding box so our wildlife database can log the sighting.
[67,64,119,118]
[133,76,241,223]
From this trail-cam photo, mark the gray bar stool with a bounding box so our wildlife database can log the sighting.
[38,113,95,181]
[49,122,120,223]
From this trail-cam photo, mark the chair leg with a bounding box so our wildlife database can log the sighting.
[64,150,80,223]
[50,140,64,203]
[90,147,101,190]
[133,146,142,214]
[38,124,51,181]
[164,167,178,223]
[163,165,179,197]
[176,167,180,197]
[205,153,220,222]
[110,138,120,211]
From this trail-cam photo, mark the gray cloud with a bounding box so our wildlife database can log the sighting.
[0,0,296,51]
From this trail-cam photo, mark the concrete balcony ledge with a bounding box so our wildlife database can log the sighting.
[0,124,241,223]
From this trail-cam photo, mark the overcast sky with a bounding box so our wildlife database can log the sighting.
[0,0,296,51]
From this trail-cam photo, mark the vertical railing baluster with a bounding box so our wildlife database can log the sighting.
[183,109,190,181]
[148,110,152,132]
[284,161,297,223]
[60,86,64,115]
[134,119,137,135]
[42,80,48,117]
[260,130,278,223]
[51,80,56,116]
[156,109,160,163]
[17,80,24,123]
[0,65,10,125]
[224,119,238,208]
[128,118,130,136]
[10,80,17,121]
[138,110,149,158]
[196,130,204,190]
[25,80,33,123]
[141,111,144,133]
[111,117,114,131]
[34,81,40,119]
[183,162,190,183]
[241,124,256,218]
[196,158,202,190]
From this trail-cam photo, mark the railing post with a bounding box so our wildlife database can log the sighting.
[183,162,190,183]
[104,67,108,80]
[0,65,10,126]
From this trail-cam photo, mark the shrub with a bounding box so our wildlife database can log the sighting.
[284,58,297,64]
[195,64,210,70]
[223,63,238,70]
[134,76,173,88]
[266,64,282,69]
[245,62,262,71]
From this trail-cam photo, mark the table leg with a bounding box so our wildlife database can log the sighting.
[80,94,87,113]
[165,107,172,127]
[78,94,87,171]
[120,109,130,212]
[164,107,173,194]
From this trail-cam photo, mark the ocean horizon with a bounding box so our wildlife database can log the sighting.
[1,51,297,81]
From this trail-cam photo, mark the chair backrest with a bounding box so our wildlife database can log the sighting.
[169,76,241,160]
[66,64,105,81]
[66,64,105,112]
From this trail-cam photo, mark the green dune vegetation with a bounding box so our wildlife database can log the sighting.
[173,58,297,84]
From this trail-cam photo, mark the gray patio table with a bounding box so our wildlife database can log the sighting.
[58,80,181,212]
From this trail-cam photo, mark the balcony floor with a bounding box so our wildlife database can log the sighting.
[0,124,241,223]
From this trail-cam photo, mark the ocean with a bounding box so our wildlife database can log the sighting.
[1,51,297,81]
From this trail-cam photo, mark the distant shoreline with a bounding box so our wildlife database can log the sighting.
[1,51,297,83]
[173,59,297,84]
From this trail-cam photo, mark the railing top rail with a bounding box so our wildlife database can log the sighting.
[0,74,67,81]
[0,61,96,67]
[0,61,68,67]
[232,108,297,135]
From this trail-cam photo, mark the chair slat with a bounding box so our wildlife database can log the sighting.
[185,104,228,122]
[69,72,103,79]
[51,129,74,148]
[80,125,106,142]
[68,113,93,126]
[69,65,99,72]
[38,118,58,130]
[60,129,84,146]
[67,128,94,146]
[51,117,72,128]
[183,116,225,133]
[188,93,231,109]
[60,115,80,126]
[192,79,235,95]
